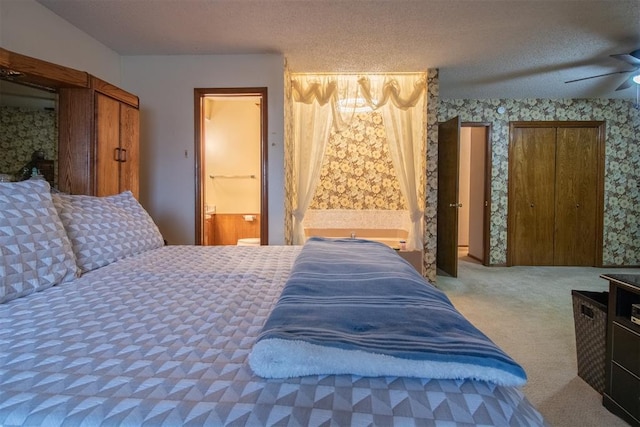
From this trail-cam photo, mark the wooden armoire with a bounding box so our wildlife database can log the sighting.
[58,79,139,198]
[507,121,605,266]
[0,48,140,199]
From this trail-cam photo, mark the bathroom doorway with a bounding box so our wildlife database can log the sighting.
[194,88,268,246]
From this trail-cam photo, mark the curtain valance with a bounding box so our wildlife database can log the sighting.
[290,73,427,112]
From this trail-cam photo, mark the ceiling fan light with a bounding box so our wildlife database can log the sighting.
[633,73,640,84]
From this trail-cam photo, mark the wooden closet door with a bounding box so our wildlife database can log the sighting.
[554,127,598,265]
[510,127,556,265]
[95,93,121,196]
[119,103,140,198]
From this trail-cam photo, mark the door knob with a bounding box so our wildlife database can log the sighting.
[449,203,463,208]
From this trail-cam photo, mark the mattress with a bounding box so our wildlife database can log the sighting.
[0,245,546,426]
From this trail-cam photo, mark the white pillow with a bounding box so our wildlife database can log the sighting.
[52,191,164,273]
[0,179,79,304]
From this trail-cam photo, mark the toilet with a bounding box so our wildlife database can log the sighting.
[237,237,260,246]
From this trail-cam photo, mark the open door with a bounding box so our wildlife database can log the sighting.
[437,116,461,277]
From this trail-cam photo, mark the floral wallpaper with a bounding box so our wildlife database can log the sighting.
[284,70,638,276]
[283,64,294,245]
[309,112,407,210]
[0,106,57,182]
[439,98,640,266]
[424,69,439,281]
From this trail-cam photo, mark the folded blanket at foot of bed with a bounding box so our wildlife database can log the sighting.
[249,237,527,386]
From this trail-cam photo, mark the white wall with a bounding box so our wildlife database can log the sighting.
[0,0,121,85]
[458,127,471,246]
[468,127,486,260]
[121,54,285,245]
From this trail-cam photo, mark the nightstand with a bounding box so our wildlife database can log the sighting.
[600,273,640,426]
[397,250,423,274]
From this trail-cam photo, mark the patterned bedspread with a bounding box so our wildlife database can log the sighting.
[0,245,546,426]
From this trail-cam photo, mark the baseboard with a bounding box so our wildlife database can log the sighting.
[599,264,640,268]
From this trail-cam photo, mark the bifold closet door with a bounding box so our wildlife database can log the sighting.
[509,127,556,265]
[509,122,603,267]
[554,127,598,266]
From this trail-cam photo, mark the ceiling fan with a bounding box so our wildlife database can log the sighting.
[565,48,640,91]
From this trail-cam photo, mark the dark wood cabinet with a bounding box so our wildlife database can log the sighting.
[601,274,640,426]
[398,250,423,274]
[58,79,139,198]
[508,122,604,266]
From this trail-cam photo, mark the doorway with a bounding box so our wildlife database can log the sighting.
[194,88,268,246]
[458,124,491,264]
[437,119,491,277]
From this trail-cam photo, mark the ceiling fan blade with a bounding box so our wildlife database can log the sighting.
[615,75,635,91]
[611,53,640,66]
[565,70,632,84]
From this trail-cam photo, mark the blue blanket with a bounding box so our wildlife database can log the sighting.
[249,237,527,386]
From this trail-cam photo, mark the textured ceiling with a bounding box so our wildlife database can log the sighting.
[35,0,640,99]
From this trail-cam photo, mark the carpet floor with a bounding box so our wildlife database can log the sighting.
[436,255,639,427]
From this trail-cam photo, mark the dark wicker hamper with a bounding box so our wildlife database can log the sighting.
[571,290,608,394]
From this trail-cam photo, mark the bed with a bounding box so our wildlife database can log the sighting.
[0,180,547,426]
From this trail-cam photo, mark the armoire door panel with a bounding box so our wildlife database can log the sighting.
[511,127,556,265]
[95,93,121,197]
[120,103,140,198]
[554,127,598,265]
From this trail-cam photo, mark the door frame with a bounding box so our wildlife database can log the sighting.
[194,87,269,245]
[461,122,492,266]
[506,120,605,266]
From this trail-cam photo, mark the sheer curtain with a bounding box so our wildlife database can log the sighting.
[291,76,334,244]
[374,76,426,250]
[289,73,427,247]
